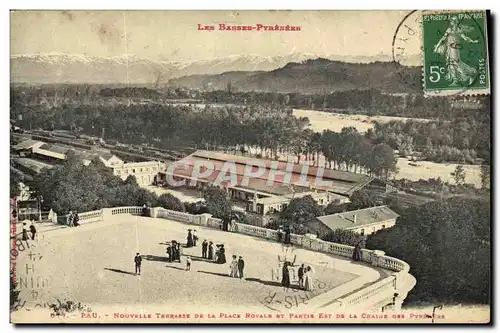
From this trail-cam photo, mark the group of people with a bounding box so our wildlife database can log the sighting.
[281,262,315,291]
[186,229,198,247]
[229,255,245,279]
[21,222,37,241]
[200,240,228,264]
[166,241,183,263]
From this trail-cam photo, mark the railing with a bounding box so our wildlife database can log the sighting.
[111,206,143,216]
[337,276,397,308]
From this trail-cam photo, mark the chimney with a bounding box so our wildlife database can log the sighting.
[353,214,357,224]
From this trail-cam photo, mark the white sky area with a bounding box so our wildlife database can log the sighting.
[11,10,421,62]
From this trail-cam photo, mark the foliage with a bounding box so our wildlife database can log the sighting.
[202,186,232,220]
[184,201,210,215]
[10,171,22,199]
[450,165,466,186]
[157,193,185,212]
[280,195,324,234]
[366,197,490,304]
[27,156,159,214]
[322,228,363,247]
[480,164,490,190]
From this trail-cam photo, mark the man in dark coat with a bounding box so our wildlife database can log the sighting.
[186,230,194,248]
[298,264,305,288]
[208,241,214,260]
[352,243,362,262]
[29,223,37,240]
[237,256,245,279]
[166,245,172,262]
[193,230,198,247]
[134,253,142,275]
[201,240,208,259]
[284,226,291,245]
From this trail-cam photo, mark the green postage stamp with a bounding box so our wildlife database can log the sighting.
[422,11,490,95]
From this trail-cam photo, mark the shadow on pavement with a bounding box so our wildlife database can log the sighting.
[165,265,187,271]
[104,268,136,276]
[143,254,170,262]
[245,277,291,288]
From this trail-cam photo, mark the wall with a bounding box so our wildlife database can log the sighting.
[347,218,397,236]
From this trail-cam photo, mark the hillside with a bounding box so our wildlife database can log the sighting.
[168,58,422,94]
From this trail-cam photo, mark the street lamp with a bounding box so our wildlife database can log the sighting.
[38,195,44,222]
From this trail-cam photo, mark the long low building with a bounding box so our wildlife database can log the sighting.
[310,205,400,238]
[159,150,373,197]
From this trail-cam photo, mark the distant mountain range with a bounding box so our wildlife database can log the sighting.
[11,52,421,93]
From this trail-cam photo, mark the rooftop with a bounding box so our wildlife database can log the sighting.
[317,205,399,231]
[12,139,44,151]
[165,151,373,196]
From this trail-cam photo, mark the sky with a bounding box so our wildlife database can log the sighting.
[10,10,422,62]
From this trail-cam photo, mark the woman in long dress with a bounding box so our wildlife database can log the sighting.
[186,230,194,248]
[304,266,314,291]
[281,262,291,288]
[229,255,239,277]
[433,16,479,86]
[217,245,227,264]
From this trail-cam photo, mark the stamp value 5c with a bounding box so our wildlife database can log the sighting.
[422,11,490,95]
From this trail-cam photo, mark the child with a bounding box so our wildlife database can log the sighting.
[186,256,191,271]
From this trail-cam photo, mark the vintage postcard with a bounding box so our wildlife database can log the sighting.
[9,10,491,324]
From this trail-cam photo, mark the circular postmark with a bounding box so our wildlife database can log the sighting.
[253,246,335,313]
[392,10,488,96]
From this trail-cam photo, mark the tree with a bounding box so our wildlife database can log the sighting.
[202,186,232,220]
[366,197,490,304]
[157,193,185,212]
[280,195,323,234]
[368,143,397,179]
[450,165,466,186]
[10,172,22,199]
[324,202,349,215]
[348,190,376,211]
[480,164,490,189]
[323,228,363,247]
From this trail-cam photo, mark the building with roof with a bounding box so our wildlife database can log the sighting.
[12,139,45,156]
[310,205,399,238]
[157,150,372,226]
[113,161,165,186]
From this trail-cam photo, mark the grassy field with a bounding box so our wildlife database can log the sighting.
[293,109,431,134]
[395,158,482,188]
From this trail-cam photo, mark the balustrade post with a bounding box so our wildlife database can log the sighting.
[150,207,158,218]
[199,213,211,227]
[102,208,111,221]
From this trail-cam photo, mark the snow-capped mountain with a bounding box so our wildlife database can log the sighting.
[10,52,418,85]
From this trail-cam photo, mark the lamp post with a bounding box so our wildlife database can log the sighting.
[38,195,44,222]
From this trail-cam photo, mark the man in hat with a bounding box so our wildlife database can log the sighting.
[134,253,142,275]
[237,256,245,279]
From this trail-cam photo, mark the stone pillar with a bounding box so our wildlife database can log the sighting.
[150,207,158,218]
[199,213,212,227]
[102,208,111,221]
[371,250,385,267]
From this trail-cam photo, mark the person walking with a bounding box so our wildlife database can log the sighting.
[229,255,238,277]
[29,223,37,241]
[73,211,80,227]
[134,253,142,276]
[201,240,208,259]
[237,256,245,279]
[281,262,291,288]
[298,264,305,288]
[186,256,192,271]
[166,245,173,262]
